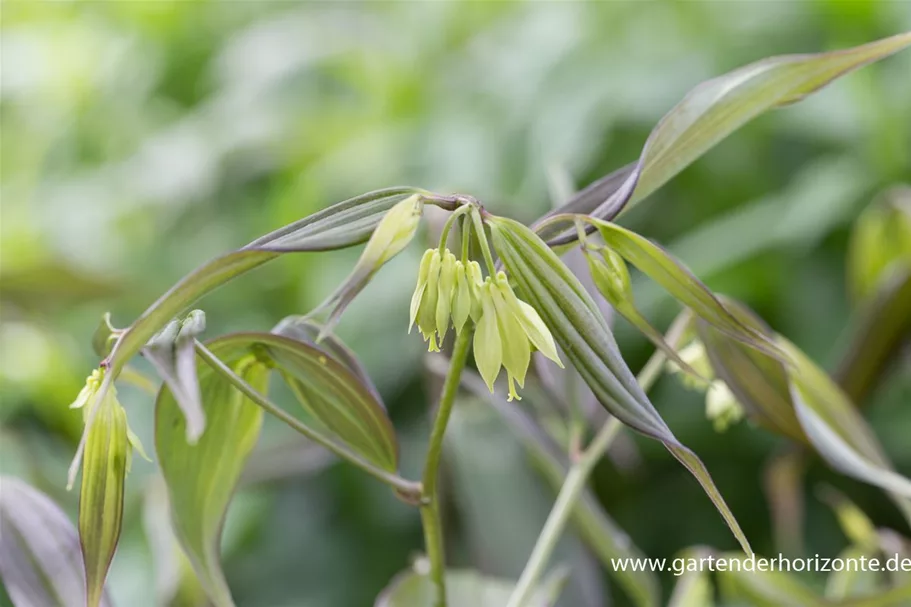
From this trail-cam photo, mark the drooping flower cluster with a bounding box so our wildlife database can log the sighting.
[410,248,483,351]
[410,248,562,400]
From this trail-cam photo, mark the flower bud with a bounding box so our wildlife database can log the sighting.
[362,194,424,265]
[451,260,472,334]
[473,280,502,392]
[666,341,715,390]
[70,369,146,607]
[436,251,457,343]
[586,246,632,307]
[467,260,484,323]
[312,194,424,337]
[410,248,436,331]
[415,250,442,350]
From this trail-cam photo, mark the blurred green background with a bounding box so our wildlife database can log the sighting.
[2,2,910,605]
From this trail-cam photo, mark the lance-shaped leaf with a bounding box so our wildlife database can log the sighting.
[257,332,398,473]
[581,215,783,360]
[696,300,806,444]
[271,315,382,405]
[69,188,420,489]
[155,336,268,607]
[309,194,424,336]
[488,216,751,554]
[104,187,421,380]
[79,384,130,607]
[376,566,564,607]
[144,310,207,444]
[700,298,911,516]
[0,477,112,607]
[782,337,911,505]
[427,354,660,607]
[540,33,911,244]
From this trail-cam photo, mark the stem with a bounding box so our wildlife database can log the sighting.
[194,341,423,500]
[460,215,471,263]
[420,328,473,607]
[439,205,471,252]
[506,350,668,607]
[470,207,498,277]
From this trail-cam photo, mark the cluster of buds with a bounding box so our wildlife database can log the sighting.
[667,341,744,432]
[411,248,561,401]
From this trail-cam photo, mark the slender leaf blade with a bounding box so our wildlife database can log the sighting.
[155,337,268,607]
[586,217,783,359]
[489,216,750,554]
[541,33,911,243]
[107,188,420,378]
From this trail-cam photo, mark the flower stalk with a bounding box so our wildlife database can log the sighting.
[420,327,473,607]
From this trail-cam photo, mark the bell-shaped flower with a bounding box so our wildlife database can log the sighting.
[473,272,562,401]
[435,251,457,344]
[411,249,442,350]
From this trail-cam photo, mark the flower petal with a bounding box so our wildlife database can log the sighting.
[473,283,502,392]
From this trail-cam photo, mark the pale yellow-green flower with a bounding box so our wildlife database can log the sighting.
[473,272,562,401]
[705,380,744,432]
[410,249,485,351]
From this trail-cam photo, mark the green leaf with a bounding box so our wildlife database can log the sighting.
[252,331,398,473]
[78,388,129,607]
[427,354,659,607]
[272,316,382,404]
[155,336,268,607]
[144,310,208,443]
[309,194,424,336]
[696,300,806,444]
[0,477,112,607]
[376,567,561,607]
[583,216,784,360]
[105,187,420,379]
[142,475,208,607]
[541,33,911,243]
[489,216,751,554]
[700,297,911,519]
[783,338,911,506]
[835,266,911,405]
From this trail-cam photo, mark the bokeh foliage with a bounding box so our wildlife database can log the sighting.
[2,2,910,605]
